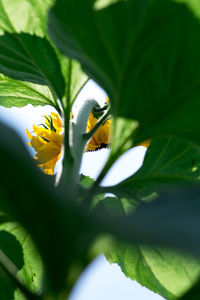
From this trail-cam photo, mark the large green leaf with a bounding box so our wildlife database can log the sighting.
[94,191,200,299]
[48,0,200,146]
[0,227,41,299]
[0,0,88,110]
[101,136,200,298]
[0,226,36,299]
[0,74,56,108]
[0,0,53,36]
[0,230,23,299]
[0,33,65,101]
[0,223,43,294]
[96,132,200,300]
[0,40,88,110]
[97,189,200,299]
[109,136,200,200]
[107,244,200,300]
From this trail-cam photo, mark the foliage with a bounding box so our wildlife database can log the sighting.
[1,0,200,299]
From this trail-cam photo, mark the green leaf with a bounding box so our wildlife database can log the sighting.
[93,190,200,299]
[107,244,200,299]
[14,289,27,300]
[0,0,88,110]
[0,0,54,36]
[0,33,65,102]
[178,278,200,300]
[0,230,24,270]
[0,223,43,294]
[79,174,94,188]
[0,230,24,299]
[110,136,200,199]
[65,59,88,105]
[48,0,200,146]
[98,187,200,299]
[94,190,200,299]
[111,117,139,155]
[0,74,56,108]
[96,196,125,216]
[59,56,88,108]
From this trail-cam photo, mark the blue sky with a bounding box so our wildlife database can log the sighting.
[0,80,164,300]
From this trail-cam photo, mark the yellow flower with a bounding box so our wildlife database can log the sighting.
[86,112,111,151]
[26,100,149,175]
[86,97,111,151]
[26,112,63,175]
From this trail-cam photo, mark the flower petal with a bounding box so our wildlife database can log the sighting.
[31,136,47,152]
[86,117,111,151]
[38,155,59,175]
[51,112,62,130]
[26,129,33,141]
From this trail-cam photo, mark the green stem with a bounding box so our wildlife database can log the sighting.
[83,108,111,143]
[64,59,73,162]
[97,126,139,184]
[57,60,76,190]
[62,59,75,171]
[68,99,101,182]
[84,128,138,207]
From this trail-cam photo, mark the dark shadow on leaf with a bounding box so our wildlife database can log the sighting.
[0,230,24,299]
[0,32,65,100]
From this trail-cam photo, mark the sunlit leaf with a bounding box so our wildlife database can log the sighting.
[110,136,200,199]
[107,244,200,300]
[0,223,43,294]
[0,0,88,110]
[110,117,138,155]
[0,74,55,108]
[102,187,200,299]
[0,0,53,36]
[59,56,88,108]
[0,231,23,299]
[0,33,65,102]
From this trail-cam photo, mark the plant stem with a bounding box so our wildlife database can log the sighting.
[83,128,137,207]
[83,108,111,143]
[63,59,73,164]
